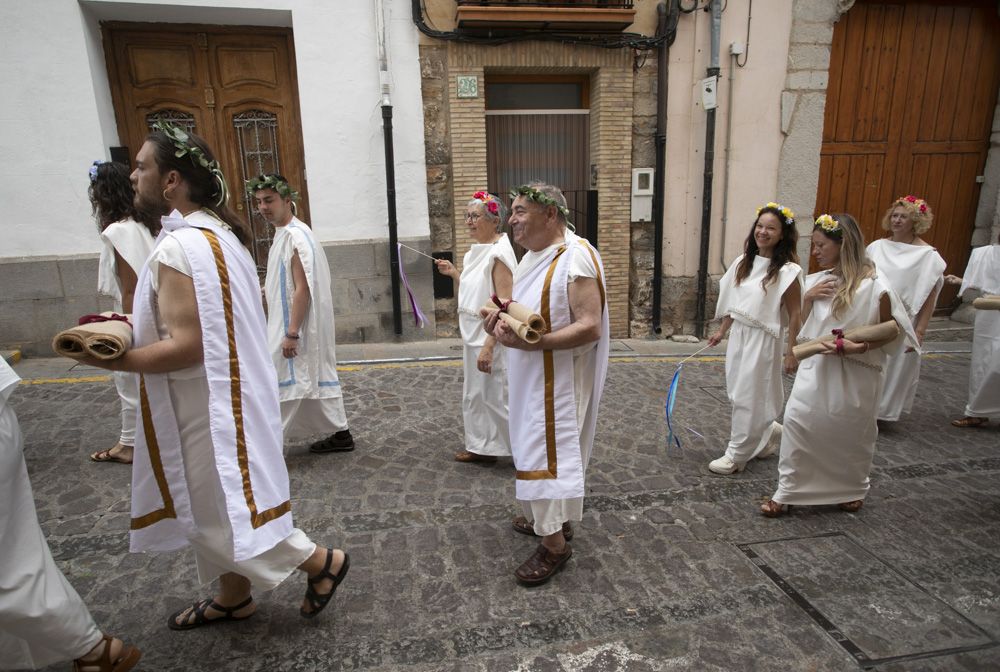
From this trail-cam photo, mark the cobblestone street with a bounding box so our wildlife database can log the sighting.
[10,350,1000,671]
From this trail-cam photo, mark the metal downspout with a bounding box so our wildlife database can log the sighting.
[694,0,722,339]
[377,0,403,335]
[652,0,679,335]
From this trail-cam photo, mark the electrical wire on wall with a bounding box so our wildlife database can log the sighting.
[735,0,751,68]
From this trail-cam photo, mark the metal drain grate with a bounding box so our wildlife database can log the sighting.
[738,532,999,668]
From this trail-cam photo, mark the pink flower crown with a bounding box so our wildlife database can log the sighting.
[472,191,500,215]
[897,194,928,214]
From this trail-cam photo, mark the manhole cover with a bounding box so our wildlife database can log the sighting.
[738,533,997,668]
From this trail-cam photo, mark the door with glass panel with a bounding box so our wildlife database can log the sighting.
[485,75,592,250]
[103,23,308,274]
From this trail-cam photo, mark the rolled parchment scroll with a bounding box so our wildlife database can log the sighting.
[52,312,133,360]
[479,301,546,344]
[792,320,900,361]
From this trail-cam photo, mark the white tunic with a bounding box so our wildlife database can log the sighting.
[959,245,1000,417]
[0,359,103,668]
[715,254,802,463]
[867,239,946,421]
[130,210,296,564]
[264,218,347,440]
[507,232,610,504]
[458,234,518,456]
[97,218,155,447]
[773,273,916,505]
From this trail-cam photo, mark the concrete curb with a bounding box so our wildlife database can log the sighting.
[2,349,21,366]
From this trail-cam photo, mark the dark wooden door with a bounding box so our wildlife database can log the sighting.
[103,23,308,273]
[814,0,1000,298]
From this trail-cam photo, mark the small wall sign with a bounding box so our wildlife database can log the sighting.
[457,75,479,99]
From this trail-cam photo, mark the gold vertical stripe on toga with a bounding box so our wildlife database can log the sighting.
[130,375,178,529]
[516,244,567,481]
[201,229,292,528]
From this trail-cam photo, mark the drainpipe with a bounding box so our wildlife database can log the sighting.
[718,48,737,272]
[694,0,722,339]
[376,0,403,335]
[652,0,679,335]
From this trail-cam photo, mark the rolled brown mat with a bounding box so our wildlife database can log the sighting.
[479,301,546,344]
[972,295,1000,310]
[792,320,900,361]
[52,312,133,360]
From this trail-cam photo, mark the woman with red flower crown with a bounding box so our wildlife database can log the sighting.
[435,192,518,463]
[866,196,946,423]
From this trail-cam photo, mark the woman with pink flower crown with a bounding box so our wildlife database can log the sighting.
[436,192,518,464]
[866,196,946,423]
[706,203,803,475]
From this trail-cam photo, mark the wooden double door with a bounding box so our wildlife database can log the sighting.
[103,23,308,273]
[814,0,1000,299]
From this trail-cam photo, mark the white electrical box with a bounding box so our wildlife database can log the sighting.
[729,41,745,55]
[631,168,654,222]
[701,75,718,110]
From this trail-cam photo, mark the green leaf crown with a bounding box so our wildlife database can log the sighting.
[246,174,299,201]
[510,184,572,221]
[152,120,230,207]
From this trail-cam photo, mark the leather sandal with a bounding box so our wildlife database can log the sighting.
[760,499,788,518]
[511,516,574,541]
[515,543,573,586]
[455,451,497,463]
[301,549,350,619]
[838,499,864,513]
[167,595,255,631]
[90,444,133,464]
[951,416,989,428]
[73,634,141,672]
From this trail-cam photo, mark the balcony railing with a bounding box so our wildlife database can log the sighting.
[456,1,637,33]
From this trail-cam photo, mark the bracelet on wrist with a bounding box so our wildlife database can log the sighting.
[285,332,300,340]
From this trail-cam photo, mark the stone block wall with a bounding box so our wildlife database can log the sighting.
[0,240,435,356]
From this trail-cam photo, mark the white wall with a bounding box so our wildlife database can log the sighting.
[663,0,793,277]
[0,0,429,258]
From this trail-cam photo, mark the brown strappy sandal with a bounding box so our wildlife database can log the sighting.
[838,499,864,513]
[951,416,989,428]
[760,499,788,518]
[73,634,141,672]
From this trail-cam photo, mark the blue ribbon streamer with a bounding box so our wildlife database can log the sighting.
[665,364,682,449]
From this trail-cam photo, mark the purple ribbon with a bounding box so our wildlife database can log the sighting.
[396,243,428,328]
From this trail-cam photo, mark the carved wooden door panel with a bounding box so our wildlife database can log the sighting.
[103,24,308,273]
[814,0,1000,302]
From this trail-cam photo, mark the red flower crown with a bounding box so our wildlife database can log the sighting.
[472,191,499,215]
[898,194,928,214]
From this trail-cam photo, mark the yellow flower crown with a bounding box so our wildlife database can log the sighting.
[814,213,841,236]
[756,201,795,225]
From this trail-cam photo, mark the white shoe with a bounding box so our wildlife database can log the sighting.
[757,422,783,459]
[708,455,744,475]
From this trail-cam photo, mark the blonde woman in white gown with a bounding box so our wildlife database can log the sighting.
[435,191,517,464]
[866,195,945,422]
[707,203,802,475]
[762,214,916,517]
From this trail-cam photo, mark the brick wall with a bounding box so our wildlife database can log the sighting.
[418,41,633,338]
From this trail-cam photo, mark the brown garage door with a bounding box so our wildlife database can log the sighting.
[814,0,1000,300]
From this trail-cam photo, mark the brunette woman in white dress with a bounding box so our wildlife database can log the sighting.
[707,203,802,474]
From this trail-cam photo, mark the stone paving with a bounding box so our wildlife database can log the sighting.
[8,351,1000,671]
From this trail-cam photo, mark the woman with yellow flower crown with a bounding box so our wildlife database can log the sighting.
[706,203,803,475]
[761,214,917,517]
[866,196,946,423]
